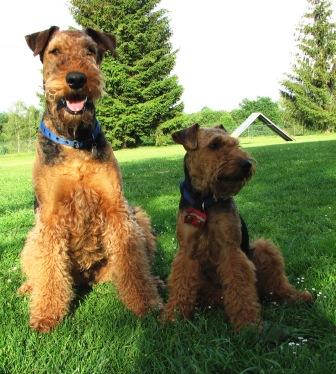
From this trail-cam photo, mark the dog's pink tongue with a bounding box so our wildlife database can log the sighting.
[66,99,86,112]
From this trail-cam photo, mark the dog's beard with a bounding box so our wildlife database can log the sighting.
[213,159,255,197]
[46,97,96,137]
[213,178,247,198]
[213,169,254,198]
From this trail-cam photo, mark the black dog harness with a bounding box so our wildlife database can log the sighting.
[179,180,251,258]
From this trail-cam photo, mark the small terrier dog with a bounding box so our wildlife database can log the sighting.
[163,124,312,330]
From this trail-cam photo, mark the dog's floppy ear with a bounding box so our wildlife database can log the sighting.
[172,124,199,151]
[215,124,228,132]
[85,28,117,62]
[25,26,59,62]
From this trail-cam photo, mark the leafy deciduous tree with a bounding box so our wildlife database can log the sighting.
[231,97,282,125]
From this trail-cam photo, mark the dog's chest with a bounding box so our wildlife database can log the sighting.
[67,187,106,270]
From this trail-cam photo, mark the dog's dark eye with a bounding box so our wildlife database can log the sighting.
[49,48,61,55]
[86,47,96,56]
[208,139,222,150]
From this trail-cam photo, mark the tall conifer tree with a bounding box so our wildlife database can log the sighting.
[70,0,183,147]
[281,0,336,131]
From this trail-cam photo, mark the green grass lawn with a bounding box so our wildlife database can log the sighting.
[0,134,336,373]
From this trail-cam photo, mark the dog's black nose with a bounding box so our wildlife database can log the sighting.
[240,159,253,169]
[66,71,87,89]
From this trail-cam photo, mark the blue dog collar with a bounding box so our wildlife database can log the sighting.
[39,120,101,149]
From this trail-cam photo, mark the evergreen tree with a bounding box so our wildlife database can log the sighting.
[281,0,336,131]
[70,0,183,147]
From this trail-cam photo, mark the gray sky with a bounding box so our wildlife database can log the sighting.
[1,0,335,113]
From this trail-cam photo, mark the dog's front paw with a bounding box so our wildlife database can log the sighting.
[29,313,62,333]
[161,302,192,322]
[233,319,263,333]
[128,294,163,317]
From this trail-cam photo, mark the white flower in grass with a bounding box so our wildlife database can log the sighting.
[7,279,12,283]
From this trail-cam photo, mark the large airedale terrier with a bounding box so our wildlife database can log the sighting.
[19,26,162,332]
[163,124,312,330]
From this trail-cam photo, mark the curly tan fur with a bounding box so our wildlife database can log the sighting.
[163,125,312,331]
[251,239,312,303]
[19,27,162,332]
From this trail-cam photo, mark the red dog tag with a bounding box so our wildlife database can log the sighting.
[184,208,207,227]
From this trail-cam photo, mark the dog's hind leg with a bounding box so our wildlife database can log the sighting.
[21,214,73,332]
[250,239,313,303]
